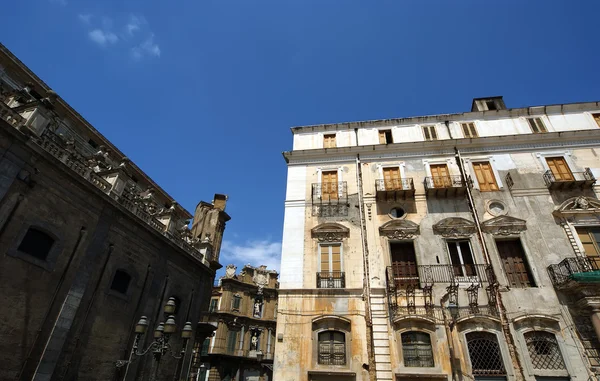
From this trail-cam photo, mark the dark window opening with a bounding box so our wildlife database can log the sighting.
[496,239,535,288]
[486,100,497,110]
[318,331,346,365]
[447,240,476,277]
[232,295,241,310]
[209,298,218,312]
[525,331,565,370]
[88,139,99,149]
[390,242,418,287]
[18,227,54,260]
[110,270,131,294]
[402,331,434,367]
[383,130,393,144]
[467,332,506,376]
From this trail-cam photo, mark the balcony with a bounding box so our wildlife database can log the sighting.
[424,175,468,197]
[311,181,348,204]
[386,264,495,289]
[375,178,415,201]
[543,168,596,189]
[316,271,346,289]
[548,256,600,287]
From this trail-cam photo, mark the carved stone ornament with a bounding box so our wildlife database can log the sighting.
[225,264,237,278]
[553,196,600,218]
[481,215,527,236]
[379,219,419,240]
[432,217,477,238]
[253,265,269,294]
[311,222,350,242]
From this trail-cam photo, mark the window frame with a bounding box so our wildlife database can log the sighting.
[379,129,393,144]
[8,222,64,271]
[110,269,132,295]
[592,113,600,128]
[446,240,477,278]
[467,158,502,191]
[317,330,347,366]
[465,331,507,377]
[495,238,536,288]
[319,243,343,273]
[323,133,337,148]
[461,122,479,138]
[523,331,566,371]
[527,117,548,133]
[422,125,438,141]
[401,331,435,368]
[231,294,242,311]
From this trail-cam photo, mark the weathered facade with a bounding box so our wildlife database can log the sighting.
[189,264,278,381]
[275,96,600,381]
[0,43,229,381]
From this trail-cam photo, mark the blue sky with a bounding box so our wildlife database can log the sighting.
[2,0,599,274]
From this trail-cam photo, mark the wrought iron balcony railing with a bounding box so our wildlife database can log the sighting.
[375,178,414,192]
[318,351,346,366]
[543,168,596,189]
[311,181,348,204]
[548,256,600,286]
[392,305,499,322]
[387,264,495,289]
[424,175,466,190]
[316,271,345,289]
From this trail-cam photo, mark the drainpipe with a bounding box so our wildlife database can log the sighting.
[454,147,526,381]
[354,128,376,381]
[440,291,460,381]
[445,121,454,140]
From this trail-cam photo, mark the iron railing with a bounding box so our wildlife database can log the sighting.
[318,350,346,365]
[505,172,514,190]
[316,271,345,288]
[392,305,499,322]
[543,168,595,188]
[311,181,348,203]
[387,264,495,288]
[548,256,600,286]
[375,178,414,192]
[424,175,466,190]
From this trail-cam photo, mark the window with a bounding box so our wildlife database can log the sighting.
[422,125,437,141]
[390,242,418,287]
[209,298,218,312]
[496,239,535,288]
[401,332,434,367]
[545,157,574,181]
[447,240,476,277]
[486,100,497,110]
[461,122,478,138]
[382,167,401,190]
[576,227,600,257]
[232,295,241,311]
[466,332,506,376]
[17,227,55,260]
[201,337,211,356]
[528,118,547,133]
[472,161,499,191]
[226,330,238,354]
[593,113,600,128]
[524,331,565,370]
[323,134,336,148]
[430,163,452,188]
[318,331,346,365]
[318,243,344,288]
[110,270,131,294]
[321,170,339,201]
[379,130,393,144]
[88,138,99,149]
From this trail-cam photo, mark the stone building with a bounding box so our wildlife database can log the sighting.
[188,264,278,381]
[0,43,229,380]
[274,96,600,381]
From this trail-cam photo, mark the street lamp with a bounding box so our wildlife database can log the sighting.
[116,298,194,381]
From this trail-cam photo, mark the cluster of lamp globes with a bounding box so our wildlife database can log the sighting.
[134,297,194,340]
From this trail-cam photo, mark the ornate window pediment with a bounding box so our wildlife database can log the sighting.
[379,219,420,240]
[432,217,476,238]
[311,223,349,242]
[481,215,526,236]
[553,196,600,218]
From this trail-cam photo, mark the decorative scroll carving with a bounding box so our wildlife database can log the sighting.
[553,196,600,218]
[311,222,350,242]
[253,265,269,294]
[379,219,419,239]
[225,264,237,278]
[432,217,476,238]
[481,215,527,236]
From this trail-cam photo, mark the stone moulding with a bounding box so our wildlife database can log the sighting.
[553,196,600,218]
[311,222,350,242]
[432,217,476,238]
[379,219,420,240]
[480,215,527,236]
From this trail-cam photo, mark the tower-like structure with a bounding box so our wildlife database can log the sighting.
[275,97,600,381]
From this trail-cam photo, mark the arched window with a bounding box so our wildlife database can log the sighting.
[524,331,565,370]
[110,270,131,294]
[318,331,346,365]
[18,227,55,260]
[466,332,506,376]
[401,331,434,367]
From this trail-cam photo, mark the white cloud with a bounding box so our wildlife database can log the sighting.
[126,15,146,36]
[220,239,282,272]
[88,29,118,46]
[78,14,92,25]
[131,34,161,59]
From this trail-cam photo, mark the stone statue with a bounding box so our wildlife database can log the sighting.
[253,300,261,317]
[251,332,258,350]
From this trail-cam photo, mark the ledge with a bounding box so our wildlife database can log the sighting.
[308,370,356,377]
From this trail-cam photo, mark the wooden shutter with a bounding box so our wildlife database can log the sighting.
[472,161,498,191]
[528,118,547,133]
[423,126,437,141]
[227,330,238,353]
[379,130,387,144]
[546,157,574,181]
[331,244,341,272]
[324,134,336,148]
[320,245,330,272]
[576,227,600,257]
[383,167,401,190]
[390,242,418,285]
[461,122,478,138]
[496,239,534,288]
[430,164,450,188]
[593,113,600,128]
[321,170,338,200]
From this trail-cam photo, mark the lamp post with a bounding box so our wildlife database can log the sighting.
[117,297,194,381]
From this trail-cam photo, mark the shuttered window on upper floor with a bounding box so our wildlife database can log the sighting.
[593,113,600,128]
[422,125,437,141]
[472,161,499,191]
[379,130,393,144]
[527,118,547,133]
[461,122,478,138]
[323,134,336,148]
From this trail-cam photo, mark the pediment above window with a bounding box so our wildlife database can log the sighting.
[553,196,600,218]
[379,219,420,240]
[311,223,349,242]
[432,217,476,238]
[481,215,526,236]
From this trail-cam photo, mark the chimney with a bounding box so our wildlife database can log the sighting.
[212,193,228,211]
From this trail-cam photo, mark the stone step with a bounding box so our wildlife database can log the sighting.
[376,370,394,380]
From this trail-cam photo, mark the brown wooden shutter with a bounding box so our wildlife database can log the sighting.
[379,131,387,144]
[473,161,498,191]
[576,227,600,257]
[546,157,574,181]
[430,164,450,188]
[462,122,477,138]
[383,167,401,189]
[593,113,600,128]
[423,126,431,140]
[331,244,341,272]
[324,134,336,148]
[528,118,547,133]
[320,245,330,272]
[496,239,534,288]
[321,171,338,200]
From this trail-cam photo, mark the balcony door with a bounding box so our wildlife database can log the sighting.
[390,242,418,287]
[447,240,476,277]
[321,170,338,201]
[383,167,401,190]
[576,227,600,257]
[546,157,574,181]
[430,164,450,188]
[496,239,535,288]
